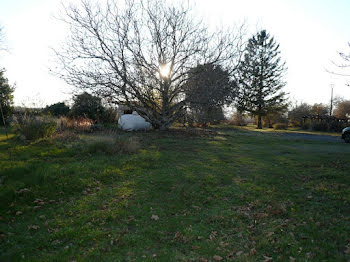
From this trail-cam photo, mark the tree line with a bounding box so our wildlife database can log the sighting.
[53,0,287,130]
[1,0,349,130]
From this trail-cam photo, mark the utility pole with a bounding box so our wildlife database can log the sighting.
[329,83,334,116]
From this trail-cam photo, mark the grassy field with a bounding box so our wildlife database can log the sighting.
[0,127,349,261]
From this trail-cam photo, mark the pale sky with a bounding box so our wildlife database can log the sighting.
[0,0,350,107]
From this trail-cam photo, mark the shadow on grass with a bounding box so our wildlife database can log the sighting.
[1,129,350,261]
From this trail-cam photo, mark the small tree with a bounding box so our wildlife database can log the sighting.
[44,102,70,117]
[288,102,311,127]
[0,70,15,125]
[70,92,104,121]
[334,100,350,119]
[236,30,288,129]
[184,64,234,126]
[310,103,329,116]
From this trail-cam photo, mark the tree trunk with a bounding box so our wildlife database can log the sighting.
[257,115,262,129]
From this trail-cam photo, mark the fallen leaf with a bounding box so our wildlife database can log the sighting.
[209,231,217,240]
[28,225,40,230]
[236,251,243,256]
[249,248,257,256]
[266,232,274,238]
[173,232,182,240]
[52,239,61,245]
[213,255,223,261]
[219,241,229,247]
[344,244,350,254]
[17,188,31,194]
[256,212,268,219]
[151,214,159,221]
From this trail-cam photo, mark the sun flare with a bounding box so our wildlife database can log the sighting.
[159,63,171,78]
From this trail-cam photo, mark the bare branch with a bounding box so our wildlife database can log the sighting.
[52,0,245,129]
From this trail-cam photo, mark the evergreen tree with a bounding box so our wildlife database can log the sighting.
[236,30,288,129]
[44,102,70,117]
[184,64,234,125]
[0,69,15,125]
[70,92,104,121]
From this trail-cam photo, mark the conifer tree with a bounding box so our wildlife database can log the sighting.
[236,30,288,129]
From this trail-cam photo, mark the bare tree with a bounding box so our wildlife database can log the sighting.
[328,42,350,86]
[334,100,350,119]
[53,0,245,130]
[0,26,7,54]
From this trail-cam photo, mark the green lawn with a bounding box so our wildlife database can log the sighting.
[0,127,349,261]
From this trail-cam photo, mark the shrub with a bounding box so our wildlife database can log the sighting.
[86,135,139,155]
[301,121,310,130]
[232,112,247,126]
[99,108,118,124]
[288,103,311,127]
[57,117,94,133]
[54,130,80,143]
[13,116,57,140]
[44,102,70,117]
[70,92,104,121]
[273,123,288,130]
[311,121,328,131]
[327,121,348,132]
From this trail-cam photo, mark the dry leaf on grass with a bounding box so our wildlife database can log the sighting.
[151,214,159,221]
[249,248,257,256]
[213,255,223,261]
[209,231,217,240]
[28,225,40,230]
[263,255,273,262]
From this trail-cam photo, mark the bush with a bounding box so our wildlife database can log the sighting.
[328,121,347,132]
[273,123,288,130]
[99,108,118,124]
[70,92,104,121]
[311,121,328,131]
[301,122,310,130]
[13,116,57,140]
[86,135,139,155]
[232,112,247,126]
[57,117,94,133]
[44,102,70,117]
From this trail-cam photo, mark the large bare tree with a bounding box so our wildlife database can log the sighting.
[0,26,7,54]
[328,42,350,87]
[53,0,244,130]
